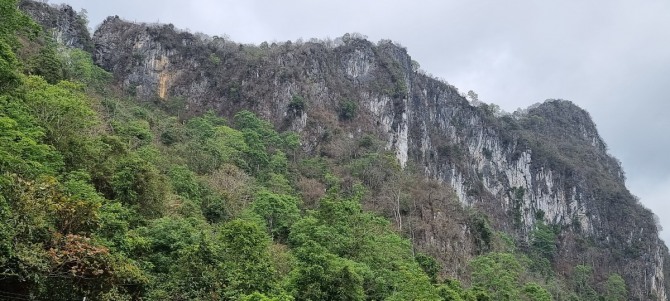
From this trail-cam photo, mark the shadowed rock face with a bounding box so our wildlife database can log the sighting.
[18,0,93,52]
[21,2,669,299]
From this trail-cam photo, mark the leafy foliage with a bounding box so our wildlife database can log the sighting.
[0,3,636,300]
[338,99,358,120]
[288,95,306,115]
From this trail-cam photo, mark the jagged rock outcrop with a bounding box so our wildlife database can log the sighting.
[18,0,93,51]
[20,3,666,299]
[89,17,667,300]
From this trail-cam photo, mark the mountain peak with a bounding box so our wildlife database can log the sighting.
[9,1,669,300]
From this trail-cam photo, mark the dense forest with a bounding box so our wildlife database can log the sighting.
[0,0,637,300]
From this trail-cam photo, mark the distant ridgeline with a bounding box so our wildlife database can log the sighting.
[0,0,665,300]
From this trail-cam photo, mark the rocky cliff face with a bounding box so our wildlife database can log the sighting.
[90,18,667,300]
[90,17,667,300]
[24,5,667,300]
[18,0,92,52]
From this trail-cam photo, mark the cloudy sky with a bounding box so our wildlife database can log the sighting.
[59,0,670,241]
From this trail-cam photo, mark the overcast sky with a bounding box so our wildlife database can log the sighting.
[59,0,670,242]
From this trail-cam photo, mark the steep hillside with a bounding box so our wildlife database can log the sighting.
[1,1,667,300]
[90,15,668,300]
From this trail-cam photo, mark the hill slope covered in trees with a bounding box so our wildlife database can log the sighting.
[0,1,666,300]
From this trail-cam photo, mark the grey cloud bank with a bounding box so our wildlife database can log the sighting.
[62,0,670,242]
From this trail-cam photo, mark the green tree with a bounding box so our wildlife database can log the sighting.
[530,222,557,260]
[243,130,271,174]
[604,273,627,301]
[522,282,552,301]
[219,219,280,299]
[339,99,358,120]
[289,241,365,301]
[26,36,64,84]
[113,119,153,149]
[0,38,20,90]
[234,110,279,142]
[0,0,38,90]
[111,156,167,217]
[462,287,492,301]
[416,252,440,283]
[289,195,439,300]
[438,278,467,301]
[240,292,294,301]
[21,76,99,161]
[131,217,218,299]
[288,95,306,115]
[469,253,523,301]
[60,48,112,89]
[0,96,63,177]
[572,265,597,300]
[252,190,301,241]
[178,112,249,173]
[0,195,14,267]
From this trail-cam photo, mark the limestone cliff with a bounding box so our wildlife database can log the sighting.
[89,17,667,300]
[18,0,92,52]
[86,18,667,300]
[22,4,669,300]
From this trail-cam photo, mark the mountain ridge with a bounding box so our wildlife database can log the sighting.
[90,15,668,300]
[13,1,670,300]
